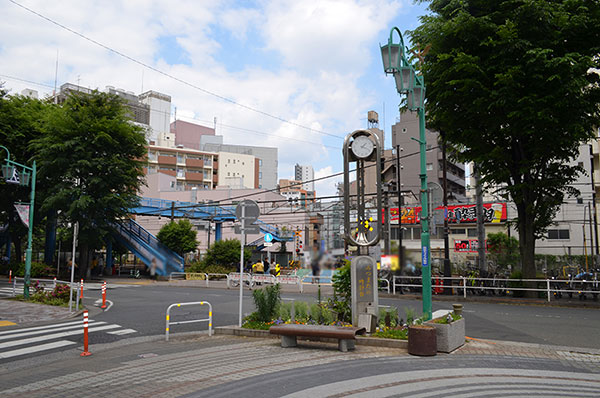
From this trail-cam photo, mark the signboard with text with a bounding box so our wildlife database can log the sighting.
[454,239,489,253]
[384,202,507,225]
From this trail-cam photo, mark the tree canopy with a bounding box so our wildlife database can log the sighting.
[31,90,147,276]
[157,219,198,256]
[0,88,52,261]
[202,239,251,269]
[410,0,600,280]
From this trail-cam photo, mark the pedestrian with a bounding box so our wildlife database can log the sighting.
[264,259,270,275]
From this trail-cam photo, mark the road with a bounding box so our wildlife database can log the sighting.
[94,283,600,349]
[0,281,598,365]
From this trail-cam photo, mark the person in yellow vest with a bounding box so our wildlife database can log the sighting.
[252,261,264,274]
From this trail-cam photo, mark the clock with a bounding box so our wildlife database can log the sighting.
[351,135,374,159]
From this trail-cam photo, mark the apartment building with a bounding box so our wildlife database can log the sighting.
[146,145,218,190]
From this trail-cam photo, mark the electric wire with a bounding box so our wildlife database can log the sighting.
[7,0,342,140]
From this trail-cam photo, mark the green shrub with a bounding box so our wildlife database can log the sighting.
[309,303,334,325]
[293,301,310,322]
[277,302,292,321]
[252,284,281,322]
[187,261,234,275]
[373,327,408,340]
[15,262,55,278]
[327,263,351,322]
[378,307,399,328]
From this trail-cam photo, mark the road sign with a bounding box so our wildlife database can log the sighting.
[234,225,260,234]
[235,200,260,222]
[264,242,273,247]
[264,233,273,243]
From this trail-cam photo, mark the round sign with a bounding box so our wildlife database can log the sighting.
[235,199,260,221]
[264,233,273,243]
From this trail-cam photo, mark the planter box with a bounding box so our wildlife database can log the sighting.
[425,317,465,353]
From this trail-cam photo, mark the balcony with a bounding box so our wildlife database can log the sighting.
[185,172,205,182]
[158,169,176,177]
[186,158,204,168]
[157,155,177,166]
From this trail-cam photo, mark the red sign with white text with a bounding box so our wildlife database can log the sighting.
[384,203,507,225]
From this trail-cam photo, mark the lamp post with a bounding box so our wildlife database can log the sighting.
[0,145,36,299]
[381,27,432,320]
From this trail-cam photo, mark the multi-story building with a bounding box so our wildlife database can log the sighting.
[279,179,311,207]
[217,152,258,189]
[139,90,172,146]
[294,164,315,193]
[391,111,467,203]
[146,145,219,190]
[201,141,278,190]
[170,119,215,150]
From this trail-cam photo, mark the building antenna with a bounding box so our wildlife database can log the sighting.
[174,106,177,121]
[53,49,59,104]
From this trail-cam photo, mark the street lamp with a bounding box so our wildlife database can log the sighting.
[0,145,37,299]
[381,27,432,320]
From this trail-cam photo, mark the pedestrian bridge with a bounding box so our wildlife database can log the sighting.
[129,197,292,242]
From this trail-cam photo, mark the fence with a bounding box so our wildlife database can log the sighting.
[165,301,213,341]
[169,272,230,286]
[391,275,600,302]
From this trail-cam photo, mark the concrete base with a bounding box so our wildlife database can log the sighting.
[338,339,355,352]
[281,335,297,348]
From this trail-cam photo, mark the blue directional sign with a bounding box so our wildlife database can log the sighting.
[264,233,273,243]
[422,246,429,267]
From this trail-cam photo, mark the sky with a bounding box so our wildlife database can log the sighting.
[0,0,430,197]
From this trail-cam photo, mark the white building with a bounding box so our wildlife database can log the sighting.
[217,152,258,189]
[294,164,314,192]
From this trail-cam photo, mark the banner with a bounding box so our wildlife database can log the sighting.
[454,239,489,253]
[384,202,507,225]
[14,204,30,228]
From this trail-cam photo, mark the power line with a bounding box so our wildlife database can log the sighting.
[8,0,342,140]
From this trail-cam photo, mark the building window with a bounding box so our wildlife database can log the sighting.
[450,228,466,235]
[577,197,583,204]
[259,159,263,166]
[426,163,433,171]
[148,151,157,161]
[467,228,478,237]
[259,172,262,179]
[228,159,230,163]
[548,229,570,239]
[227,172,230,176]
[177,154,184,163]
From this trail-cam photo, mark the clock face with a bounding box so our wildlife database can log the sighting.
[351,135,374,159]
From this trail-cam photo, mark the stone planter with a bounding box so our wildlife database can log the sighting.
[425,317,465,353]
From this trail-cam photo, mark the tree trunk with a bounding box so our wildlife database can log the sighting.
[78,242,90,280]
[44,213,57,265]
[517,203,537,298]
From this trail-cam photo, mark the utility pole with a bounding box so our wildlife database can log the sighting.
[441,133,452,294]
[475,164,487,277]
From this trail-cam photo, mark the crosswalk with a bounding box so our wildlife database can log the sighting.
[0,319,137,360]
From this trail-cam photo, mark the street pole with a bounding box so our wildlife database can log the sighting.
[23,161,36,299]
[396,145,403,270]
[475,165,487,277]
[69,221,78,312]
[238,205,245,327]
[418,108,432,319]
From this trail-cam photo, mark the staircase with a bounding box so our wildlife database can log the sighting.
[112,218,184,276]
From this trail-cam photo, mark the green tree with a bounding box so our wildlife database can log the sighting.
[0,87,52,263]
[487,232,519,272]
[203,239,251,268]
[157,219,198,256]
[410,1,600,288]
[32,91,147,278]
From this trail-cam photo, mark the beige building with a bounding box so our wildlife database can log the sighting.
[217,152,258,189]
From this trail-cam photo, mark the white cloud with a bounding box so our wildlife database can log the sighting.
[315,165,342,197]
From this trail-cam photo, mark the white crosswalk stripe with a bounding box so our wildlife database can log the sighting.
[0,319,137,360]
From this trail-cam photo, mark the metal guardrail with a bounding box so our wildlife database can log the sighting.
[225,272,304,292]
[165,301,212,341]
[378,278,390,294]
[391,275,600,302]
[169,272,230,286]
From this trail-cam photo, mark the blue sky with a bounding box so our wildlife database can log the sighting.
[0,0,430,196]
